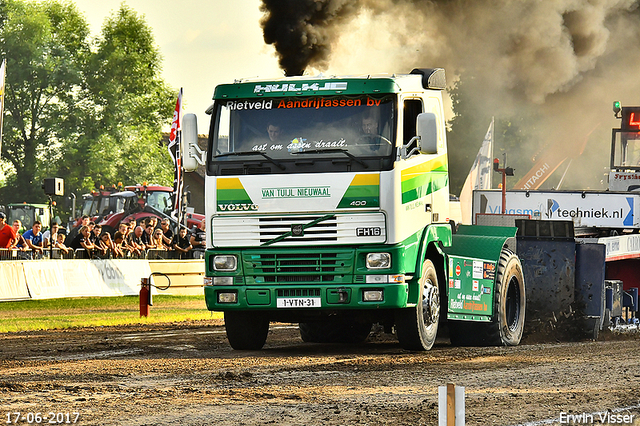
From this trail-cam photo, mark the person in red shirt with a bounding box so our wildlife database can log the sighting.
[0,212,17,248]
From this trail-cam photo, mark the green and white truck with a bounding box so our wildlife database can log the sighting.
[182,68,526,350]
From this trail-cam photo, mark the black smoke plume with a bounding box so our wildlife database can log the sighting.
[260,0,361,76]
[260,0,640,189]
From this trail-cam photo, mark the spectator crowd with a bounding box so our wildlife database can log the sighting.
[0,213,207,260]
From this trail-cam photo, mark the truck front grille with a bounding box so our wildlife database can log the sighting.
[213,213,386,247]
[243,249,354,284]
[276,288,321,297]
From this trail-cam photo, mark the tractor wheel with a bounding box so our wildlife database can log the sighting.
[224,311,269,350]
[395,259,440,351]
[299,320,372,344]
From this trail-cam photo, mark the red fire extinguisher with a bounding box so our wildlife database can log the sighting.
[140,277,152,317]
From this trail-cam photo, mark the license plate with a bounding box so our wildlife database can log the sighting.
[277,297,321,308]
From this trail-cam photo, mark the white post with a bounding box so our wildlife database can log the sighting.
[455,385,465,426]
[438,383,465,426]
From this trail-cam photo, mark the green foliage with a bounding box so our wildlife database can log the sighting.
[0,0,174,213]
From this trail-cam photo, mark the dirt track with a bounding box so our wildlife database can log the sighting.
[0,321,639,426]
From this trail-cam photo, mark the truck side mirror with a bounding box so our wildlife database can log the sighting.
[416,113,438,154]
[182,113,199,172]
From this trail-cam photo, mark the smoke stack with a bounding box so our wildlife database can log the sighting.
[285,69,305,77]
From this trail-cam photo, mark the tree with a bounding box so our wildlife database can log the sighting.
[0,0,91,202]
[0,1,174,211]
[57,5,174,196]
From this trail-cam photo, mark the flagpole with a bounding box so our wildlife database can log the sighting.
[489,116,494,189]
[0,59,6,159]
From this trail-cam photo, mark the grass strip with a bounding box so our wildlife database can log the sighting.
[0,295,223,333]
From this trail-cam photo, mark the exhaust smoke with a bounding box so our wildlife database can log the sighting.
[259,0,640,189]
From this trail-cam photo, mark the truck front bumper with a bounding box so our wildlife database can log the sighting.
[204,282,410,311]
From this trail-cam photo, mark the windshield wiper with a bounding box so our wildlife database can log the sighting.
[215,151,285,171]
[292,149,368,169]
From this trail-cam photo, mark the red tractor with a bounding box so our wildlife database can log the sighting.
[87,184,203,235]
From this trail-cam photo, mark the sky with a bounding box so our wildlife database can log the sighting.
[74,0,284,132]
[71,0,640,191]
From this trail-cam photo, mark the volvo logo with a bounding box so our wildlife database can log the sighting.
[291,224,304,236]
[218,203,259,211]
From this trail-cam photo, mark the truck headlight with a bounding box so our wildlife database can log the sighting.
[363,290,384,302]
[218,291,238,304]
[366,252,391,269]
[213,255,237,271]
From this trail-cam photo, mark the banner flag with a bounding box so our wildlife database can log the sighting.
[168,89,183,223]
[459,118,494,224]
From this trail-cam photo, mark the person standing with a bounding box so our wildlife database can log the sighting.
[69,225,96,258]
[54,232,70,255]
[127,226,145,257]
[190,219,206,249]
[172,227,192,259]
[22,221,44,256]
[159,219,174,247]
[189,218,206,259]
[11,220,27,250]
[0,212,17,249]
[141,223,156,250]
[42,223,60,248]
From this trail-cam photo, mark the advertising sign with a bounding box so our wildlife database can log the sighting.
[473,190,640,229]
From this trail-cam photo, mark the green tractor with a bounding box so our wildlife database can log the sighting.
[6,203,51,233]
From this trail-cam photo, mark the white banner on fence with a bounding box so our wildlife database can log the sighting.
[2,259,153,300]
[0,262,30,301]
[89,259,151,296]
[23,260,68,299]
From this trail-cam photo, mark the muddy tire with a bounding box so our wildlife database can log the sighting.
[489,248,526,345]
[299,320,372,344]
[224,311,269,350]
[449,249,525,346]
[395,259,440,351]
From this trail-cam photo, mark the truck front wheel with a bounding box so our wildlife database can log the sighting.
[395,259,440,351]
[224,311,269,350]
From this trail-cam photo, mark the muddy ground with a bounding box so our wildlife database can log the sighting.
[0,320,639,426]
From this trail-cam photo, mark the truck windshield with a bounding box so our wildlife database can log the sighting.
[208,94,396,174]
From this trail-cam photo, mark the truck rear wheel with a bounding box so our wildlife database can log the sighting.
[299,320,372,344]
[224,311,269,350]
[395,259,440,351]
[490,248,526,345]
[450,249,525,346]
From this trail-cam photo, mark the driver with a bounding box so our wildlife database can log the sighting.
[359,109,391,148]
[361,111,379,137]
[266,122,282,142]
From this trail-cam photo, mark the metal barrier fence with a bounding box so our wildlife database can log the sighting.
[0,248,205,261]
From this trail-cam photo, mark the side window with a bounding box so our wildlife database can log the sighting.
[403,99,423,150]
